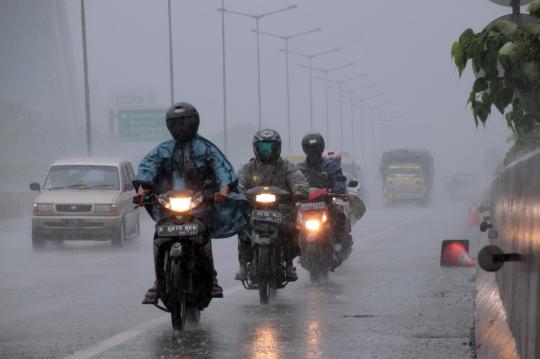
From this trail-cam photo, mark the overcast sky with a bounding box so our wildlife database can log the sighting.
[62,0,518,175]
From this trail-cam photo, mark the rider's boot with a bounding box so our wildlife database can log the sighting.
[142,241,161,304]
[235,263,248,281]
[235,234,252,281]
[285,261,298,281]
[204,241,223,298]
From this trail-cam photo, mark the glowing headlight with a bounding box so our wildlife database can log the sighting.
[256,193,276,203]
[305,219,321,232]
[169,197,192,212]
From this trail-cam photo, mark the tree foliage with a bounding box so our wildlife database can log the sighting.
[451,1,540,144]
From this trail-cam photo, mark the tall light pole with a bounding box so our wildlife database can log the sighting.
[81,0,92,156]
[323,74,366,146]
[281,48,342,131]
[348,90,382,164]
[299,62,354,140]
[220,0,228,154]
[218,5,298,129]
[167,0,174,105]
[251,27,321,151]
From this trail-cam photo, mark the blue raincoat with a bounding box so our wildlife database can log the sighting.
[133,135,247,239]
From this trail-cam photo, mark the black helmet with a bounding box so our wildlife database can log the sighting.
[302,132,325,157]
[252,129,281,163]
[166,102,200,142]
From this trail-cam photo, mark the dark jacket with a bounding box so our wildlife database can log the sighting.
[297,158,347,194]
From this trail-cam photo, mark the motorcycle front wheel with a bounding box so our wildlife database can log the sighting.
[257,245,272,305]
[170,259,186,331]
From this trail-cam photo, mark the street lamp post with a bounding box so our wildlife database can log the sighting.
[251,27,321,151]
[220,0,228,154]
[324,74,366,146]
[218,5,298,129]
[167,0,174,105]
[281,48,342,131]
[81,0,92,156]
[299,62,354,140]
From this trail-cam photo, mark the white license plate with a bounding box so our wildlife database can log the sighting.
[157,224,199,237]
[252,209,282,223]
[62,219,84,227]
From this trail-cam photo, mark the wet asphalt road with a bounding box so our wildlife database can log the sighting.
[0,200,477,359]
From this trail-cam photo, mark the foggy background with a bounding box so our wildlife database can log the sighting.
[1,0,516,189]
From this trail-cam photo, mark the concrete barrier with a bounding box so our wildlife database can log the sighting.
[479,149,540,358]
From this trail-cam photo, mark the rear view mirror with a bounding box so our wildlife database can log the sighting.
[348,180,359,187]
[29,182,41,191]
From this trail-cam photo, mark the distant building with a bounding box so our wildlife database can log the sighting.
[0,0,81,187]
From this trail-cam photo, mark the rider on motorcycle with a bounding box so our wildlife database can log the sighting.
[235,129,309,282]
[297,133,357,262]
[133,102,246,303]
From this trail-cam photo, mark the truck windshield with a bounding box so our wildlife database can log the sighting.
[388,168,422,176]
[44,165,120,190]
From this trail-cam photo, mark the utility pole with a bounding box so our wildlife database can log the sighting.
[81,0,92,156]
[252,27,321,151]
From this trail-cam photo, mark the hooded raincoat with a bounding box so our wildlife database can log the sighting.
[133,135,247,239]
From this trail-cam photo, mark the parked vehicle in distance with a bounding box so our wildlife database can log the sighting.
[444,172,479,200]
[30,158,139,248]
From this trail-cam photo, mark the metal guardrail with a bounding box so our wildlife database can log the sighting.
[488,149,540,359]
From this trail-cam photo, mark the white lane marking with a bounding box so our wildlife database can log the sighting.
[357,213,428,243]
[80,255,123,265]
[62,286,244,359]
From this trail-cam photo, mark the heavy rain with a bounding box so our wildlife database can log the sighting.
[1,1,539,358]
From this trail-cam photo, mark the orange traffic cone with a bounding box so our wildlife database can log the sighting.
[469,203,480,226]
[440,240,475,267]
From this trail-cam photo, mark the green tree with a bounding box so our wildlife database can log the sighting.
[451,0,540,165]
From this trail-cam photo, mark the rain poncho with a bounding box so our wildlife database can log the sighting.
[133,135,247,239]
[237,157,309,193]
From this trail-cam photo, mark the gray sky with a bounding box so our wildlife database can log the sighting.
[63,0,516,174]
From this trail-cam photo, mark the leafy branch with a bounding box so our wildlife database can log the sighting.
[451,1,540,140]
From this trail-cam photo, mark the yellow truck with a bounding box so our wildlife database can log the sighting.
[380,150,434,207]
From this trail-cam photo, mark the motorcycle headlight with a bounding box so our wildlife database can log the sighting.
[299,210,328,232]
[160,196,203,213]
[169,197,192,213]
[305,219,322,232]
[256,193,276,203]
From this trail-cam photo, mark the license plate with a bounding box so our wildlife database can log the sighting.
[157,224,199,237]
[62,219,83,227]
[251,209,282,223]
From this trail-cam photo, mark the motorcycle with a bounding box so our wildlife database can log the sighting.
[139,190,215,331]
[297,188,352,284]
[241,186,293,305]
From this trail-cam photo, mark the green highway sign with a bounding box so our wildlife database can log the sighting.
[118,109,169,142]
